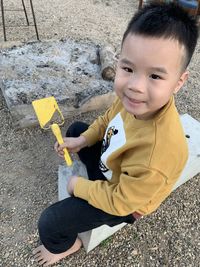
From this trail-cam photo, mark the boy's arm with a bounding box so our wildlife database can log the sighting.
[73,165,166,216]
[80,96,120,146]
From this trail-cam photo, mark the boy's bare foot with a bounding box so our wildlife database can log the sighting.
[33,237,82,266]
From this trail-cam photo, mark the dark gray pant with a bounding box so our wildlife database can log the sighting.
[38,122,135,254]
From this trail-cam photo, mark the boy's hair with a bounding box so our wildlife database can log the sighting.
[122,2,199,69]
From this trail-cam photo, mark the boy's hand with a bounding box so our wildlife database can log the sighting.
[67,176,78,195]
[54,136,87,158]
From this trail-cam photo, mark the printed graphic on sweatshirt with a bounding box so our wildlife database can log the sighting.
[99,113,126,180]
[99,126,118,173]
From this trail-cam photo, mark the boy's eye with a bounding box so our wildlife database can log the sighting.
[150,74,161,80]
[122,67,132,73]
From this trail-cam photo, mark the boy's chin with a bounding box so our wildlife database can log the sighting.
[124,107,154,120]
[122,102,144,119]
[124,107,143,119]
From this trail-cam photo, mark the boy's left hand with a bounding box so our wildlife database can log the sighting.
[67,176,78,195]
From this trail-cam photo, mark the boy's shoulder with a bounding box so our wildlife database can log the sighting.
[155,97,186,142]
[150,97,188,177]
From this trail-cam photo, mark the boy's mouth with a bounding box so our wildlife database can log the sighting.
[125,95,145,104]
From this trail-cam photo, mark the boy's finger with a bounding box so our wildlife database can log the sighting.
[57,145,66,152]
[59,143,68,149]
[56,143,67,151]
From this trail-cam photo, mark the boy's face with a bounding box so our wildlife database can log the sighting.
[114,34,188,120]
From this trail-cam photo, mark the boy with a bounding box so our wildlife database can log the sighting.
[33,2,198,266]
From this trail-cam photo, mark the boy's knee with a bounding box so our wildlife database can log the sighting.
[38,206,56,235]
[66,121,88,137]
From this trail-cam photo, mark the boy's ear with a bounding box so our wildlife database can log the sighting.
[173,70,189,94]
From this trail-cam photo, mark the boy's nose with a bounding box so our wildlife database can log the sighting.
[127,75,146,94]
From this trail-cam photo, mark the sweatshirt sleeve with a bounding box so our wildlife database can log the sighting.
[74,165,166,216]
[80,96,119,146]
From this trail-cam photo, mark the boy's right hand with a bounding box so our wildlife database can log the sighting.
[54,136,87,158]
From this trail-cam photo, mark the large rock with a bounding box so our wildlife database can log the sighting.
[0,39,115,128]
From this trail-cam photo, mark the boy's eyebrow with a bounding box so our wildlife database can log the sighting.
[150,67,168,74]
[120,58,133,65]
[120,58,168,74]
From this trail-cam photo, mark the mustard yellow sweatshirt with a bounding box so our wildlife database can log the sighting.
[74,96,188,216]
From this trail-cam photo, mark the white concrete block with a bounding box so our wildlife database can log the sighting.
[58,114,200,253]
[58,161,88,201]
[173,114,200,190]
[58,162,126,252]
[78,223,126,253]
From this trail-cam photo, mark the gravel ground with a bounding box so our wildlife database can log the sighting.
[1,0,200,266]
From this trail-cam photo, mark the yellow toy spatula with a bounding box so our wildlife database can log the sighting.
[32,96,72,166]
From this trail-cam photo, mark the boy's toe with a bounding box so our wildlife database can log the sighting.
[35,255,44,262]
[38,258,47,266]
[43,261,51,267]
[33,245,42,254]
